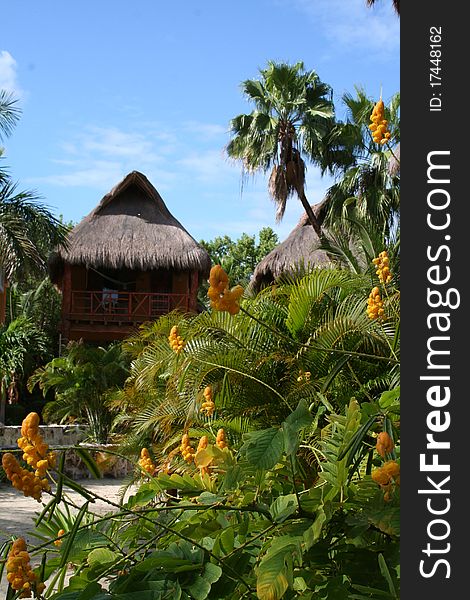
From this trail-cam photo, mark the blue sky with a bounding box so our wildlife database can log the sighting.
[1,0,399,243]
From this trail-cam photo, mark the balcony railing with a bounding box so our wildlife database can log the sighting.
[69,290,190,323]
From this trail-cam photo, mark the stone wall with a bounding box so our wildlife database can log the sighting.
[0,425,133,480]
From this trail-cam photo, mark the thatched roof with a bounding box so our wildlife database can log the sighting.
[49,171,211,283]
[251,201,333,291]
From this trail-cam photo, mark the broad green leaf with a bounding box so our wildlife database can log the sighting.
[378,387,400,409]
[202,562,223,584]
[125,485,159,509]
[302,509,327,550]
[187,577,211,600]
[214,527,234,555]
[256,538,301,600]
[87,548,120,569]
[284,399,313,431]
[242,427,284,470]
[281,421,299,457]
[270,494,298,523]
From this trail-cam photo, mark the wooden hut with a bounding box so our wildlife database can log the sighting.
[251,201,333,291]
[49,171,211,342]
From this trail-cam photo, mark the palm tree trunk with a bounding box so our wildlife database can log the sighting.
[296,187,323,238]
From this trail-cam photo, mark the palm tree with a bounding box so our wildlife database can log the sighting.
[366,0,400,15]
[28,341,130,443]
[322,88,400,234]
[0,90,21,146]
[226,61,339,238]
[0,91,68,284]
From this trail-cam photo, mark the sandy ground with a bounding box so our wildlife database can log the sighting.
[0,478,137,598]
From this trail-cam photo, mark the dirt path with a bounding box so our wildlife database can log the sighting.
[0,478,138,597]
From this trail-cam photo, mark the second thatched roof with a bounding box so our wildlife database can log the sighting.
[49,171,211,283]
[251,201,333,290]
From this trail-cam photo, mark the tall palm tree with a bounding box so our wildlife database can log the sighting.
[226,61,338,238]
[322,88,400,234]
[0,91,68,283]
[0,90,21,146]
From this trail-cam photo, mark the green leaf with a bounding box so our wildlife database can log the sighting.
[203,562,223,584]
[74,448,102,479]
[281,421,299,457]
[378,553,398,597]
[187,577,210,600]
[378,387,400,409]
[88,548,120,570]
[215,527,234,555]
[242,427,284,470]
[58,502,90,569]
[136,554,202,573]
[270,494,298,523]
[302,508,327,551]
[284,399,313,431]
[256,538,301,600]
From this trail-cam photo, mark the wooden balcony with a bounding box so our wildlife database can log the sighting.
[68,290,191,324]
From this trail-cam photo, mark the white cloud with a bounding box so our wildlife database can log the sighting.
[177,149,234,183]
[0,50,23,97]
[182,121,228,139]
[289,0,399,57]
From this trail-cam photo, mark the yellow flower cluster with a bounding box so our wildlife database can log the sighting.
[196,436,210,476]
[2,412,56,502]
[216,428,228,450]
[297,370,311,383]
[371,460,400,502]
[179,433,195,463]
[6,537,45,598]
[53,529,66,547]
[376,431,395,458]
[168,325,185,354]
[207,265,244,315]
[138,448,156,475]
[372,250,392,284]
[366,287,385,320]
[1,453,51,502]
[200,385,215,417]
[369,98,391,145]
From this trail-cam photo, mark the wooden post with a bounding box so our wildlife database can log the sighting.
[61,264,72,342]
[188,270,199,312]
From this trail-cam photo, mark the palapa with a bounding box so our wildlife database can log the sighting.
[49,171,211,283]
[251,200,333,291]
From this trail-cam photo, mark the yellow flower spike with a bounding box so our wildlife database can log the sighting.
[367,287,385,320]
[6,537,45,596]
[369,98,391,145]
[372,250,393,284]
[200,385,215,417]
[207,266,244,315]
[138,448,156,475]
[216,428,228,450]
[376,431,395,458]
[168,325,185,354]
[180,434,195,463]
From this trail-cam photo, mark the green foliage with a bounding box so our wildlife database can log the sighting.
[6,393,399,599]
[0,316,50,423]
[198,227,279,304]
[27,341,130,443]
[323,88,400,234]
